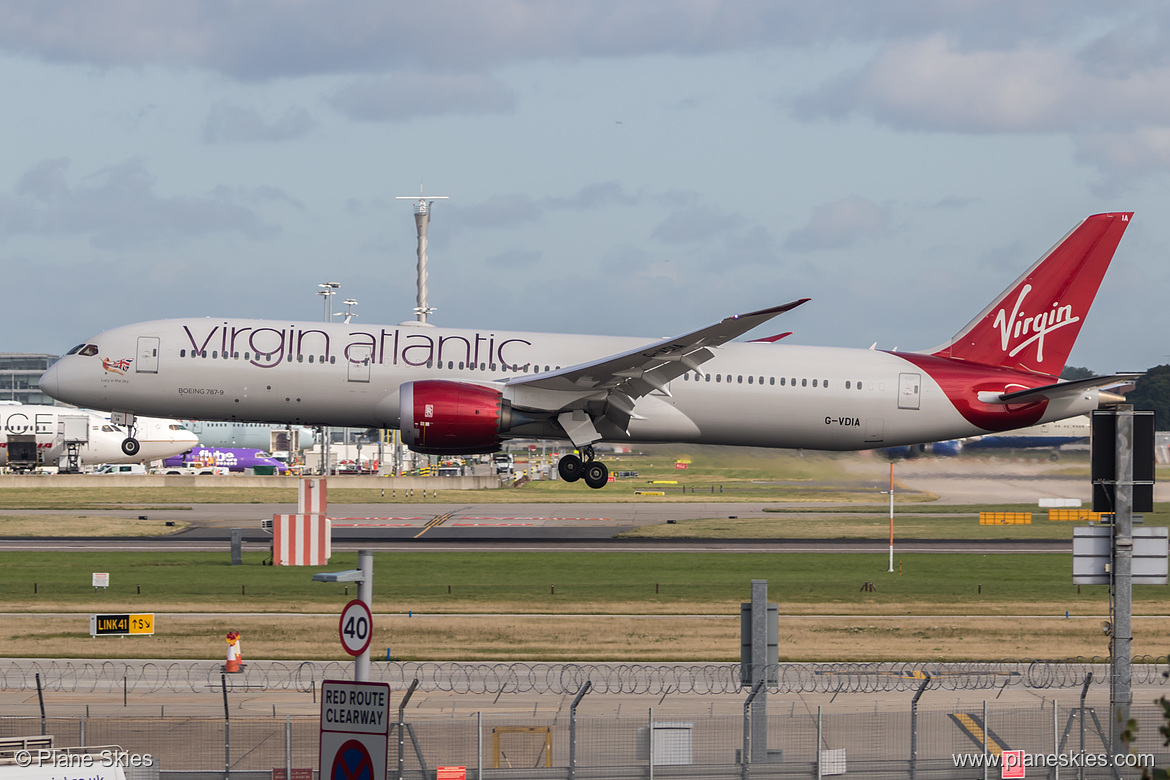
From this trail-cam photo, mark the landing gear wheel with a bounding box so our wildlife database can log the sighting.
[583,461,609,489]
[121,437,141,457]
[558,454,583,482]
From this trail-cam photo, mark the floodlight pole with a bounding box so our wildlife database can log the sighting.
[395,190,449,324]
[317,282,340,476]
[885,464,895,573]
[1110,407,1134,753]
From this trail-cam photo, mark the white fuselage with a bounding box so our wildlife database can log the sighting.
[39,318,1105,452]
[0,403,198,467]
[178,419,317,451]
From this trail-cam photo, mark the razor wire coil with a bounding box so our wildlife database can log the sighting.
[1,658,1166,695]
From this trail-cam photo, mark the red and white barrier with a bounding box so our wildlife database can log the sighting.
[271,478,331,566]
[298,478,327,514]
[272,513,332,566]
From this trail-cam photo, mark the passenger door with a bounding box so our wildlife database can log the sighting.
[136,336,160,374]
[347,345,372,383]
[897,373,921,410]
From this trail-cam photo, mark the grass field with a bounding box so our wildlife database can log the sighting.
[1,549,1166,661]
[1,449,1166,661]
[0,450,936,507]
[4,550,1161,613]
[618,506,1170,540]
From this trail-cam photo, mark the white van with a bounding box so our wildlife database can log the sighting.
[92,464,147,475]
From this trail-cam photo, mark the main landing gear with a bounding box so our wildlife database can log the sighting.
[558,445,609,489]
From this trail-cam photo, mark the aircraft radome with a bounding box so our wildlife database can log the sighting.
[40,213,1134,488]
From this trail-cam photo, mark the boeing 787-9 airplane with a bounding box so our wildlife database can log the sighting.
[40,212,1134,488]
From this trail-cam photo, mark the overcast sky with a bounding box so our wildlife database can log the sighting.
[2,1,1168,372]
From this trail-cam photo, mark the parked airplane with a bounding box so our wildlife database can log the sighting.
[880,415,1091,459]
[0,402,198,470]
[177,420,316,453]
[163,447,289,473]
[39,213,1134,489]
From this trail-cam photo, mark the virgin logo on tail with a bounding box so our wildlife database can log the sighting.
[992,284,1079,363]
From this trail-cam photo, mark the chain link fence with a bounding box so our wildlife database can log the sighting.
[3,658,1168,696]
[2,701,1168,779]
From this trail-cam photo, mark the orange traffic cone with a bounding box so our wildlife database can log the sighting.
[225,631,243,673]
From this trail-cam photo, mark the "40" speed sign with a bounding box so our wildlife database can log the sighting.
[338,599,373,656]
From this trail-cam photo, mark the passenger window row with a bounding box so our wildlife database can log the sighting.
[681,373,867,390]
[177,349,563,374]
[426,362,561,373]
[181,349,338,364]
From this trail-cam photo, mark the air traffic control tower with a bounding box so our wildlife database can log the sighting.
[395,191,448,325]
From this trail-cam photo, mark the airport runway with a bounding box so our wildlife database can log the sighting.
[0,500,1070,552]
[0,458,1128,552]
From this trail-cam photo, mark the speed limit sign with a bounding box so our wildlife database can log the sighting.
[338,599,373,656]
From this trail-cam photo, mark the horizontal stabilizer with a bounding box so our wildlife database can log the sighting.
[988,374,1140,405]
[748,332,793,343]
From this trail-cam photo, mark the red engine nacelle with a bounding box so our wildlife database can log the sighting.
[400,380,510,455]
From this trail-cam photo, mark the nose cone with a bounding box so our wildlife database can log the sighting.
[179,429,200,447]
[39,362,60,399]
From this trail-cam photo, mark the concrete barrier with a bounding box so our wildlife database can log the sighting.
[0,474,500,489]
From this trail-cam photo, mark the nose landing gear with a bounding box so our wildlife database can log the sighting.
[114,412,140,458]
[558,445,609,489]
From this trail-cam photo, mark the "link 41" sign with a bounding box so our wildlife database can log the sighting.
[90,613,154,637]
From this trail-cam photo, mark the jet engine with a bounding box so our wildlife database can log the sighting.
[400,380,515,455]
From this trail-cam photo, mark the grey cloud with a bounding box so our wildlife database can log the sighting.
[783,196,891,251]
[203,103,315,143]
[793,34,1170,134]
[0,157,276,250]
[485,248,542,269]
[0,1,1125,81]
[651,205,745,245]
[1075,128,1170,194]
[210,184,306,211]
[450,195,544,231]
[1078,12,1170,77]
[545,182,638,210]
[451,182,639,230]
[327,73,516,121]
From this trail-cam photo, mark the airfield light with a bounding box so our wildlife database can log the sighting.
[337,298,359,324]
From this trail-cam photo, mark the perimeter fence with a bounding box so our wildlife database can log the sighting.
[2,702,1168,779]
[2,658,1169,695]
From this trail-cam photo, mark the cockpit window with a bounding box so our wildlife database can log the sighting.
[78,344,99,357]
[169,424,186,431]
[66,344,85,356]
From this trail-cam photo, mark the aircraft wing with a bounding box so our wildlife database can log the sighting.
[992,374,1140,405]
[504,299,809,434]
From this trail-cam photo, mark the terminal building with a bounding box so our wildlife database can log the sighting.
[0,353,60,405]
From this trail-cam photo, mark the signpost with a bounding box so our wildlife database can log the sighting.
[319,680,390,780]
[89,613,154,637]
[313,550,374,681]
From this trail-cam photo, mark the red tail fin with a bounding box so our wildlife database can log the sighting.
[929,212,1132,376]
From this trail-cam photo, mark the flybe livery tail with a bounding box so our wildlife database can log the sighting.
[40,212,1135,489]
[930,212,1131,376]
